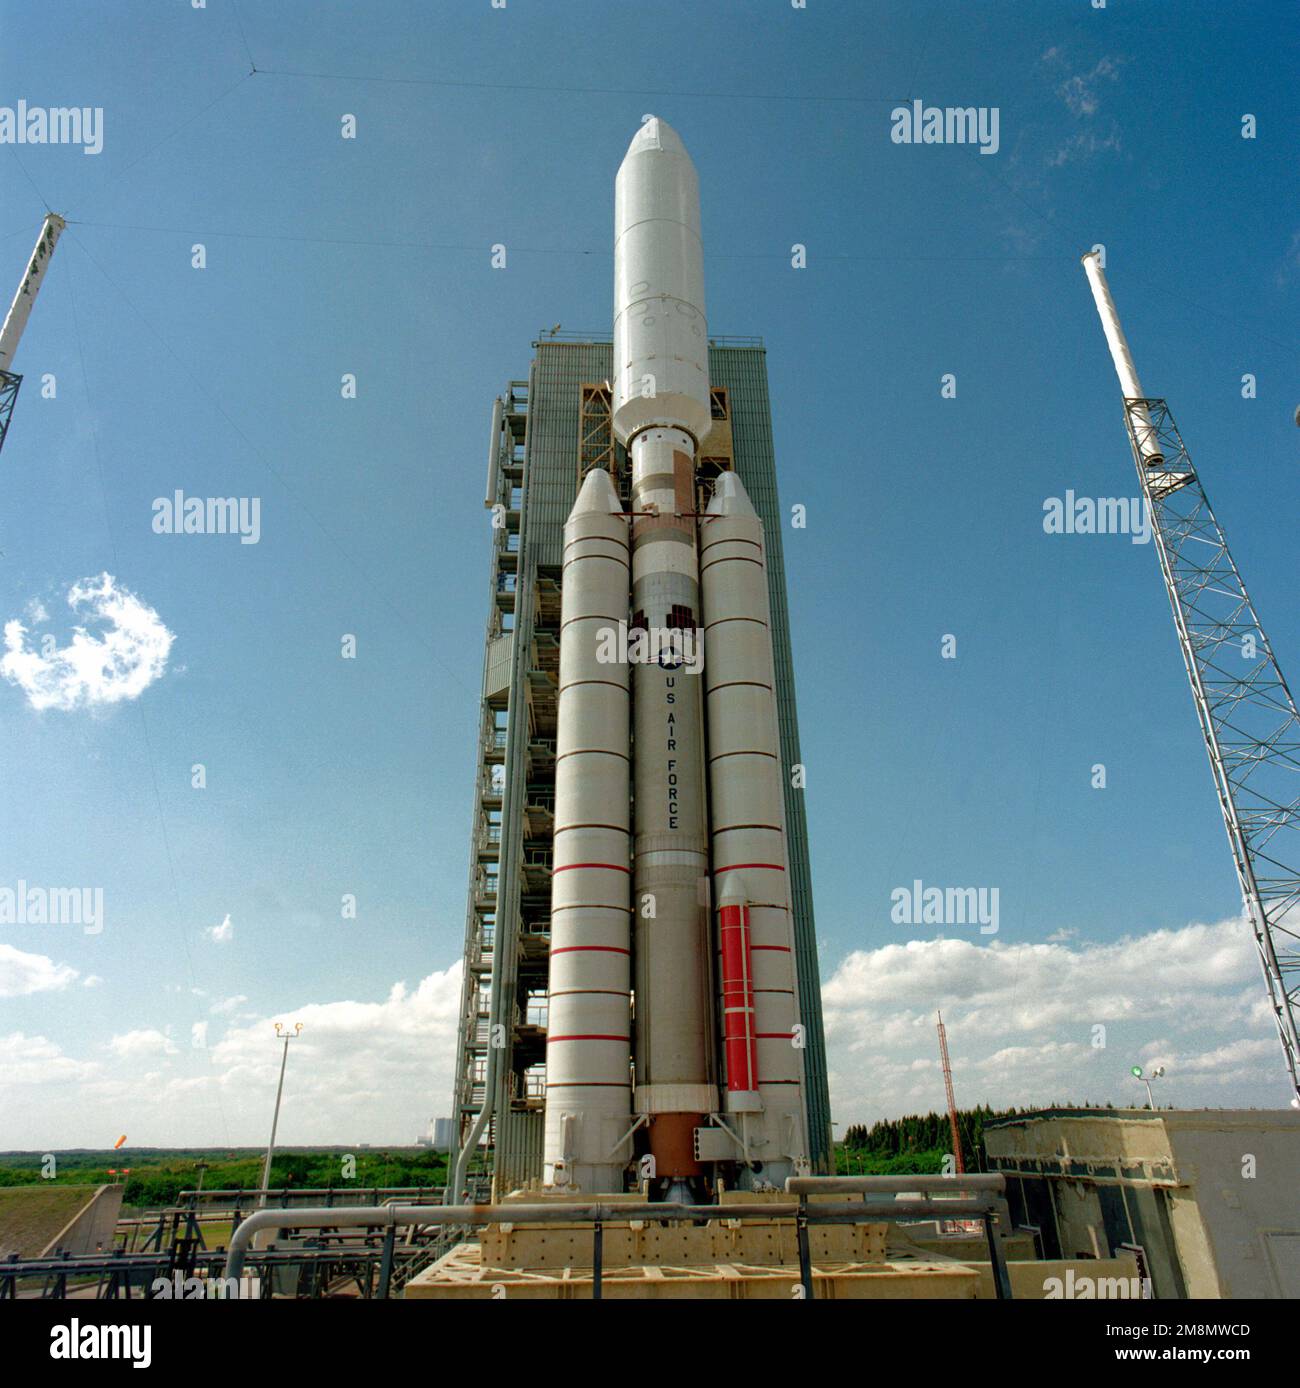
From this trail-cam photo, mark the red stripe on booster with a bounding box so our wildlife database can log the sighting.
[547,1034,630,1043]
[719,901,759,1093]
[550,945,631,956]
[553,862,631,873]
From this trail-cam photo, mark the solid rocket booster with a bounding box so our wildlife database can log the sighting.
[543,465,633,1192]
[701,471,807,1185]
[614,118,717,1185]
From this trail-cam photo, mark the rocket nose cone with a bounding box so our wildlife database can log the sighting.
[570,465,624,518]
[706,470,758,519]
[621,116,691,165]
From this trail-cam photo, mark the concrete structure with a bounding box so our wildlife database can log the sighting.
[985,1108,1300,1298]
[43,1184,125,1257]
[0,1183,123,1260]
[406,1243,980,1300]
[403,1187,1142,1301]
[417,1117,454,1149]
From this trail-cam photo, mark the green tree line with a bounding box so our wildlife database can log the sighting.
[840,1101,1117,1172]
[0,1149,449,1209]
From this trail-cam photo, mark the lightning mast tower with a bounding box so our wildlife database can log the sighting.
[1083,253,1300,1104]
[0,214,65,458]
[936,1011,963,1173]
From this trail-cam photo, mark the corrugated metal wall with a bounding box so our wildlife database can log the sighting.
[495,1108,544,1199]
[485,633,513,699]
[526,343,612,569]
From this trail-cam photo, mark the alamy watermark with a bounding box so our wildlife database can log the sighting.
[891,879,999,934]
[1,101,103,155]
[1043,491,1151,544]
[0,881,103,934]
[152,491,261,544]
[891,100,999,155]
[595,621,704,675]
[150,1272,261,1299]
[1044,1269,1152,1300]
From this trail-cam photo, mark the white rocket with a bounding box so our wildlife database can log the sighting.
[543,119,808,1198]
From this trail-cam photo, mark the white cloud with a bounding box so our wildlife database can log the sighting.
[1276,228,1300,287]
[822,916,1286,1123]
[0,1032,100,1086]
[204,966,464,1142]
[191,1021,208,1049]
[1056,55,1123,117]
[0,943,78,997]
[1048,127,1123,168]
[4,917,1291,1147]
[108,1028,178,1059]
[83,975,104,988]
[206,914,233,944]
[0,962,464,1146]
[1,573,174,712]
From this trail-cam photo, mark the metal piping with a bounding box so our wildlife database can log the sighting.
[484,396,504,508]
[786,1174,1005,1194]
[224,1189,1009,1281]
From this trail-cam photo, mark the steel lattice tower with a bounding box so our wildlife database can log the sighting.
[1119,396,1300,1102]
[0,370,21,458]
[936,1011,964,1173]
[1084,253,1300,1105]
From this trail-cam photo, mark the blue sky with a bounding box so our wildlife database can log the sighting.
[0,0,1296,1147]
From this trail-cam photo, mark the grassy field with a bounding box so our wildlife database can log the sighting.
[0,1184,102,1259]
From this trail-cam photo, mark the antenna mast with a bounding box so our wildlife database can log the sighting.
[937,1011,964,1173]
[0,213,66,458]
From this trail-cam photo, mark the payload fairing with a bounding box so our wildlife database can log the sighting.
[543,120,809,1198]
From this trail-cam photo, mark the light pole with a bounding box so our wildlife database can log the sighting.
[260,1022,302,1207]
[1131,1064,1165,1110]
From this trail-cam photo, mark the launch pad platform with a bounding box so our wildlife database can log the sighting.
[404,1188,1025,1300]
[405,1242,981,1300]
